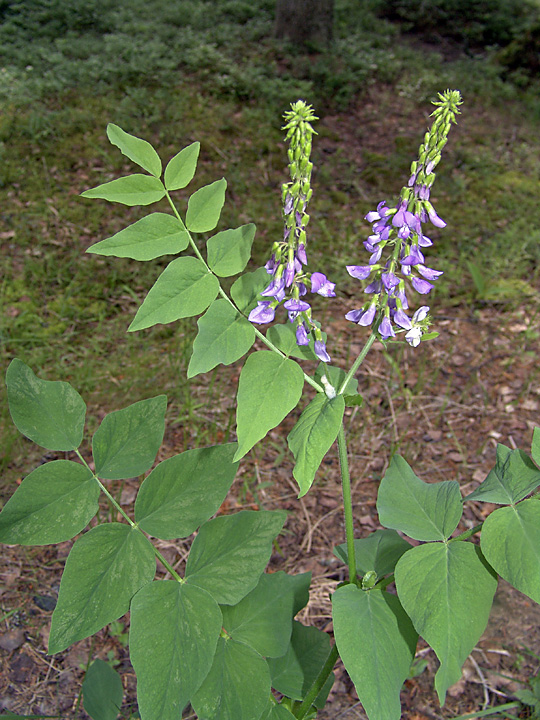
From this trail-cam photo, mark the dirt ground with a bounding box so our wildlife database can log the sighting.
[1,298,540,719]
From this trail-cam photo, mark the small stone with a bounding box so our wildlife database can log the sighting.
[0,629,26,651]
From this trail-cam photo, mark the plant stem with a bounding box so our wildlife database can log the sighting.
[74,451,183,582]
[337,425,357,583]
[293,643,339,719]
[449,523,483,542]
[164,191,324,393]
[338,331,378,395]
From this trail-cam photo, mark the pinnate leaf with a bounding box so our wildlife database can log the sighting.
[130,580,222,720]
[395,541,497,704]
[185,510,287,605]
[81,174,165,206]
[288,393,345,497]
[186,178,227,233]
[82,659,123,720]
[6,359,86,451]
[221,572,295,658]
[128,256,219,331]
[49,524,155,653]
[187,299,255,378]
[0,461,99,545]
[466,444,540,504]
[234,351,304,461]
[107,123,162,177]
[86,213,189,261]
[481,499,540,604]
[164,142,200,190]
[334,529,412,578]
[267,621,334,709]
[333,585,417,720]
[377,454,463,541]
[135,443,239,539]
[191,636,270,720]
[206,224,256,277]
[92,395,167,480]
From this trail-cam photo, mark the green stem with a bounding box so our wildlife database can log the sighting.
[293,644,339,719]
[448,523,483,542]
[164,191,324,393]
[338,332,378,395]
[337,425,357,583]
[75,450,183,582]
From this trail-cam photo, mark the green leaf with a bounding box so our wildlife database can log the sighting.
[86,213,189,261]
[234,351,304,461]
[287,394,344,497]
[82,659,123,720]
[532,426,540,466]
[128,256,219,332]
[187,299,255,378]
[481,499,540,604]
[221,572,295,658]
[377,454,463,541]
[130,581,222,720]
[334,529,412,577]
[92,395,167,480]
[185,178,227,233]
[0,461,99,545]
[266,323,318,361]
[6,359,86,451]
[164,142,200,191]
[314,363,357,396]
[107,123,162,178]
[289,571,311,616]
[191,636,270,720]
[394,541,497,704]
[465,444,540,504]
[81,175,165,206]
[333,585,417,720]
[135,443,239,539]
[344,393,363,407]
[230,267,270,314]
[185,510,287,605]
[49,524,155,653]
[207,224,256,277]
[261,705,296,720]
[267,621,334,709]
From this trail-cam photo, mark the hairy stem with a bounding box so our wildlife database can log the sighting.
[338,331,378,395]
[293,643,339,720]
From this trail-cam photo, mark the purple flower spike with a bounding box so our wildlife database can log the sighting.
[296,323,310,345]
[249,302,275,324]
[314,340,331,363]
[379,316,395,339]
[345,309,364,323]
[297,244,308,264]
[417,264,443,281]
[393,308,412,330]
[411,277,434,294]
[358,304,377,326]
[347,265,372,280]
[311,272,336,297]
[284,298,311,312]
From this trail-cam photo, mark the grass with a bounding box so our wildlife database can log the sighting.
[1,0,540,487]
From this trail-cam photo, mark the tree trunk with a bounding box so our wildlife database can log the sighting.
[274,0,334,47]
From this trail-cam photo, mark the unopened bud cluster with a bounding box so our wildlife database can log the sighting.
[249,100,335,363]
[346,89,462,347]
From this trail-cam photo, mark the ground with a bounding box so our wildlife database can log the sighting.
[1,297,539,719]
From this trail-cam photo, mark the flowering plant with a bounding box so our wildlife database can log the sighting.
[2,92,540,720]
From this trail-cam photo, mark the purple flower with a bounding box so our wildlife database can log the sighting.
[249,302,275,324]
[284,298,311,312]
[314,340,331,362]
[411,277,434,294]
[284,262,296,287]
[347,265,372,280]
[379,316,395,339]
[381,272,400,292]
[364,279,381,294]
[393,308,412,330]
[413,306,429,323]
[345,309,364,323]
[296,323,310,345]
[310,272,336,297]
[297,244,308,264]
[417,264,443,281]
[425,202,446,228]
[284,194,294,214]
[392,202,408,227]
[418,234,433,247]
[401,245,425,266]
[358,304,377,326]
[261,276,285,298]
[265,255,277,274]
[368,245,383,264]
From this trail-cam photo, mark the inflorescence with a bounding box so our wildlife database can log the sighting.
[345,89,462,346]
[248,100,334,363]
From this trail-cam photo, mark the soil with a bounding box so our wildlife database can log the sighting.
[1,298,539,719]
